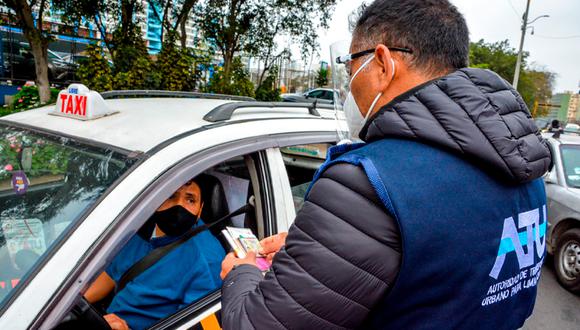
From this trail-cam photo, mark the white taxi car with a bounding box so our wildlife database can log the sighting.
[0,84,343,329]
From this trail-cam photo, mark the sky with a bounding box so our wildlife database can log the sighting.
[316,0,580,93]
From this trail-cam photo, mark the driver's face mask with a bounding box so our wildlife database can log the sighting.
[344,56,396,140]
[151,181,203,237]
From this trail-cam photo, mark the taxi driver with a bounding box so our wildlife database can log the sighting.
[85,180,225,330]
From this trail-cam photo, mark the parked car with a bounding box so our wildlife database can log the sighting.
[1,40,75,82]
[0,85,342,329]
[281,88,337,105]
[543,133,580,294]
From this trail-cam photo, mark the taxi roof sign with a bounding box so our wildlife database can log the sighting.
[51,84,116,121]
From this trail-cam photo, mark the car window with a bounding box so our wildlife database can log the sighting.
[561,145,580,188]
[0,123,137,310]
[307,90,324,98]
[77,154,267,330]
[321,91,334,100]
[280,144,331,212]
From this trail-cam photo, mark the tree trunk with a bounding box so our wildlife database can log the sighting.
[9,0,51,103]
[121,0,135,37]
[258,66,268,87]
[175,0,197,49]
[223,50,234,82]
[29,41,50,103]
[180,19,187,49]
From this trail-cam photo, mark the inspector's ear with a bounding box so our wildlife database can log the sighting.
[373,45,396,91]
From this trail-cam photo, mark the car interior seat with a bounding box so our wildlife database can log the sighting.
[195,173,231,248]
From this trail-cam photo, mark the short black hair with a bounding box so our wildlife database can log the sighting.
[353,0,470,75]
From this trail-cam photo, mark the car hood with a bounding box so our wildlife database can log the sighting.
[360,68,552,184]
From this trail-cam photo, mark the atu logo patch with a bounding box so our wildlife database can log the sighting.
[489,206,547,280]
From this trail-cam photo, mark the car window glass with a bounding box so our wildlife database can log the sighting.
[561,145,580,188]
[307,90,324,98]
[280,144,331,212]
[0,123,136,310]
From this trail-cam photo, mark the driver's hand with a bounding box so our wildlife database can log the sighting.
[104,313,129,330]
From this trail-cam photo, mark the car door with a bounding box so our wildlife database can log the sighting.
[153,132,339,329]
[26,132,336,330]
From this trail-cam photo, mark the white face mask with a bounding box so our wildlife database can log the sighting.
[343,56,395,140]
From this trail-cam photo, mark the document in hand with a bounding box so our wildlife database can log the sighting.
[221,227,271,271]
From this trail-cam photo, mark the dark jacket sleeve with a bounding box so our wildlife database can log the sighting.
[221,163,402,330]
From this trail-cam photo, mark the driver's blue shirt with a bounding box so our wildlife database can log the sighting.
[106,219,225,330]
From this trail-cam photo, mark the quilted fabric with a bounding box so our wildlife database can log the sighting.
[360,68,551,184]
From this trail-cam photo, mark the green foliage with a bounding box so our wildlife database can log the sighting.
[255,67,281,101]
[0,86,59,117]
[77,44,113,92]
[207,57,255,98]
[0,132,69,182]
[78,38,160,91]
[155,33,197,91]
[315,68,329,87]
[470,40,521,80]
[113,56,159,90]
[199,0,337,83]
[111,25,149,71]
[469,39,555,114]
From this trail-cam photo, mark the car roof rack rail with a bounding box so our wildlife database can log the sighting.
[100,90,255,102]
[203,101,333,122]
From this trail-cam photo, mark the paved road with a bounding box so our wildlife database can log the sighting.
[523,257,580,330]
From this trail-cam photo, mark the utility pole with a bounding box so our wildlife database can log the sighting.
[513,0,531,90]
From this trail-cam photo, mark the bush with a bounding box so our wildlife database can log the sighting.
[206,57,255,98]
[255,67,281,101]
[156,34,197,91]
[1,86,60,117]
[77,44,113,92]
[315,68,329,87]
[113,56,159,90]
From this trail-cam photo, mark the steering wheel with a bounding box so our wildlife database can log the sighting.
[54,296,111,330]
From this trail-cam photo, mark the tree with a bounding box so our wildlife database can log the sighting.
[198,0,337,87]
[522,69,556,118]
[206,57,254,97]
[76,44,113,92]
[469,39,554,114]
[315,67,329,87]
[155,32,209,91]
[147,0,199,48]
[58,0,157,89]
[255,66,281,101]
[56,0,147,66]
[0,0,52,103]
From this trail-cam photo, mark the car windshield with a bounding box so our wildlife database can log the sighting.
[561,145,580,188]
[0,123,137,309]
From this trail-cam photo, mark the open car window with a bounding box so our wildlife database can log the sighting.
[0,123,137,311]
[79,153,267,330]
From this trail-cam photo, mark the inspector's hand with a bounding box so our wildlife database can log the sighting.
[103,313,129,330]
[259,232,288,263]
[221,251,258,280]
